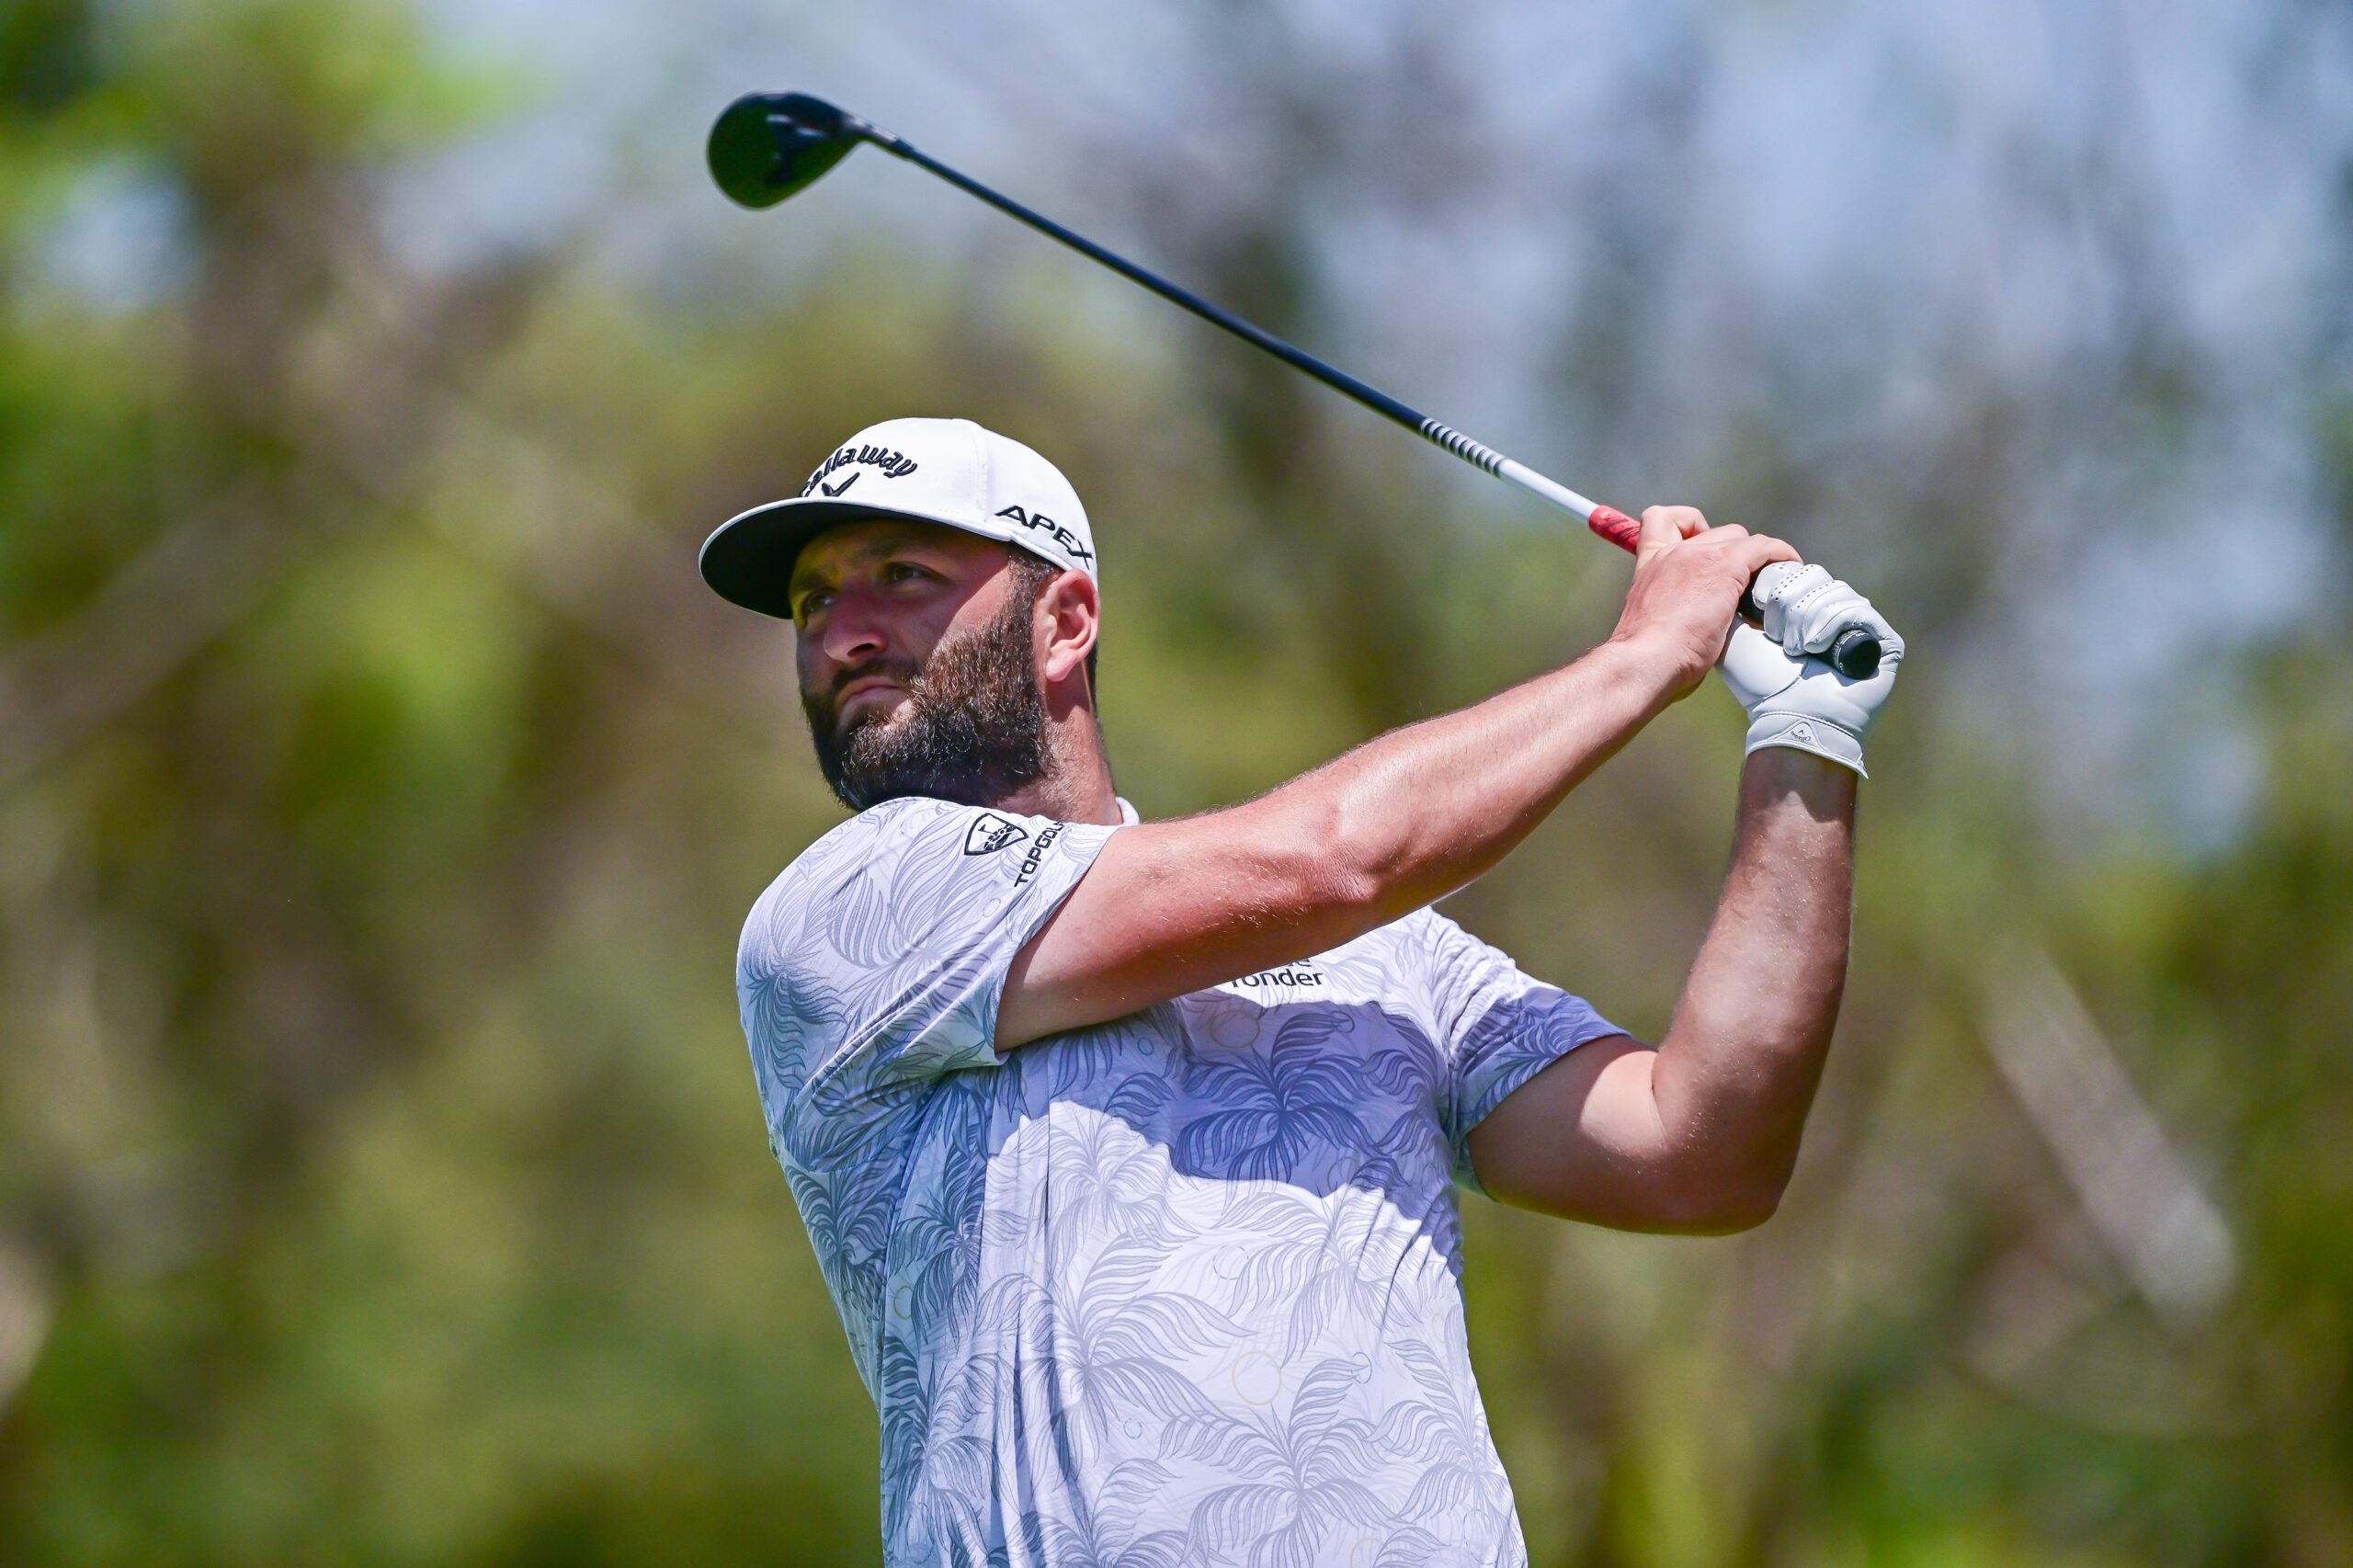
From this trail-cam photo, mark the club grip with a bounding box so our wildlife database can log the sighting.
[1587,503,1642,551]
[1586,505,1881,679]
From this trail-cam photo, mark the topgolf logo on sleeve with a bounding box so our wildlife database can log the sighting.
[962,812,1029,856]
[1012,824,1064,885]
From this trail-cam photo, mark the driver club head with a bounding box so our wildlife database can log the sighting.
[708,92,864,209]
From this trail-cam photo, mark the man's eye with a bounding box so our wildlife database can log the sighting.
[794,588,834,619]
[883,562,929,584]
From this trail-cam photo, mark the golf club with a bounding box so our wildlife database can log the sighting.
[707,91,1883,679]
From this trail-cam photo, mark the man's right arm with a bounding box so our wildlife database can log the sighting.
[995,509,1798,1050]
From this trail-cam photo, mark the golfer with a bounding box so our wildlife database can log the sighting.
[701,416,1904,1566]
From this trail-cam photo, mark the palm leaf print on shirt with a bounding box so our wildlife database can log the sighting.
[1176,1012,1375,1183]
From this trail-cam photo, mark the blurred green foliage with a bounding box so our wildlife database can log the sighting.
[2,2,2349,1564]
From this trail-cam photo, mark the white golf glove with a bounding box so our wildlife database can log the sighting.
[1716,562,1905,776]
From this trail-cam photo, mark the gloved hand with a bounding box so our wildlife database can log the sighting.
[1716,562,1905,776]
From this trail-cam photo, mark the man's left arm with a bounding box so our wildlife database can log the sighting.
[1468,750,1853,1233]
[1468,562,1900,1233]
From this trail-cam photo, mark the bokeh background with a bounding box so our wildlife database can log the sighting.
[4,0,2351,1562]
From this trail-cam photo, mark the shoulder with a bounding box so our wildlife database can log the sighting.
[1351,904,1495,972]
[1352,905,1532,1028]
[749,796,995,908]
[1304,906,1483,1006]
[789,796,982,882]
[737,797,1097,977]
[739,798,957,949]
[1410,903,1523,970]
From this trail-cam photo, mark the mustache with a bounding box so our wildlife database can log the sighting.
[819,657,920,711]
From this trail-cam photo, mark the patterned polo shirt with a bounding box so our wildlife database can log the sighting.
[736,795,1620,1566]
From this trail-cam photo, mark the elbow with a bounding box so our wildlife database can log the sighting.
[1652,1162,1790,1236]
[1688,1182,1785,1236]
[1291,796,1393,917]
[1267,749,1460,921]
[1645,1035,1822,1235]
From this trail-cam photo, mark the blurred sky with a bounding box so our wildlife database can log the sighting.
[395,0,2349,453]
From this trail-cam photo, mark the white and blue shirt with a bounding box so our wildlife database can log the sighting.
[736,796,1621,1566]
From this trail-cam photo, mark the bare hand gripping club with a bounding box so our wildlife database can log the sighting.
[708,92,1882,679]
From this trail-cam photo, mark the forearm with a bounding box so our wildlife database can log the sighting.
[1648,748,1856,1218]
[1259,636,1674,922]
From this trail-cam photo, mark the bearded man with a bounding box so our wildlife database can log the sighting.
[699,415,1904,1566]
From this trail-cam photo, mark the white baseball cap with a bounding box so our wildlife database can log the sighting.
[699,416,1098,619]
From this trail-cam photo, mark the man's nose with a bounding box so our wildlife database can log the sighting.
[820,585,889,667]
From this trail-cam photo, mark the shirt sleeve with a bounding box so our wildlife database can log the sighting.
[736,796,1120,1115]
[1413,907,1627,1196]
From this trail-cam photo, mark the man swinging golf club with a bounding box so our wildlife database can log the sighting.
[703,415,1904,1566]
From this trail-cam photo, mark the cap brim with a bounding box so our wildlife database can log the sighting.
[699,496,986,619]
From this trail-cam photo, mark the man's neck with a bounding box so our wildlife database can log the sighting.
[995,708,1120,825]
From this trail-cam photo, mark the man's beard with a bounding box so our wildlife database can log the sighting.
[802,592,1050,812]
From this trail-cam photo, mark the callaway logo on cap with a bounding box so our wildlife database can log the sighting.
[699,416,1098,619]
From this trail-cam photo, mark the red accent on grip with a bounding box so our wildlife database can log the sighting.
[1587,504,1641,552]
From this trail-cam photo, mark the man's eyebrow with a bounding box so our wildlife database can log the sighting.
[784,558,829,600]
[788,529,944,598]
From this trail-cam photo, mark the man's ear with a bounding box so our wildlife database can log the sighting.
[1037,570,1100,691]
